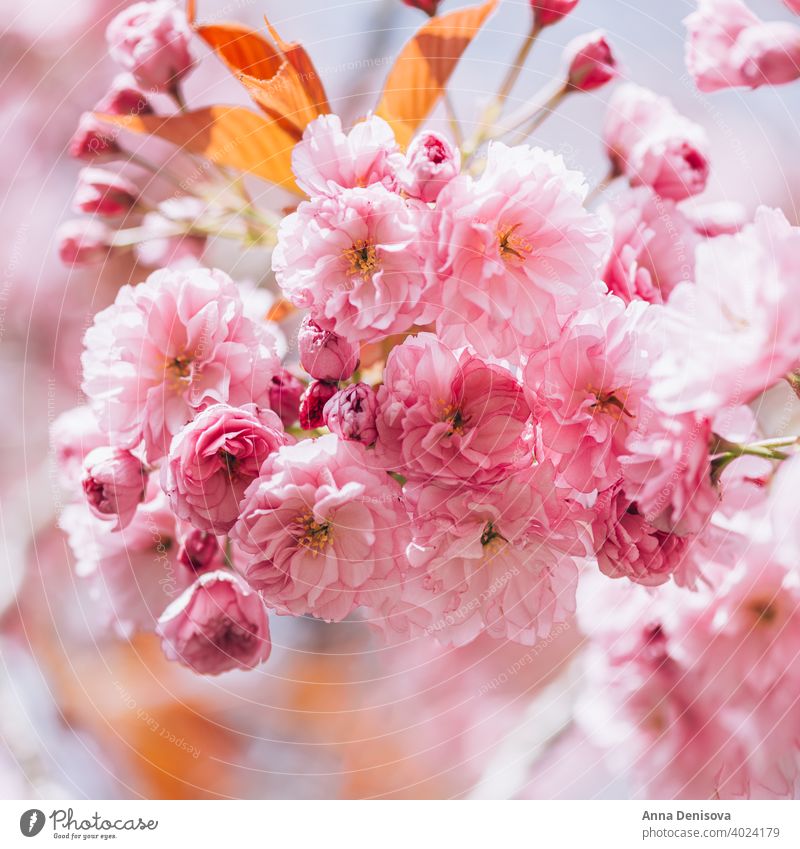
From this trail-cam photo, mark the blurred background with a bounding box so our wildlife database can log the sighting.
[1,0,799,799]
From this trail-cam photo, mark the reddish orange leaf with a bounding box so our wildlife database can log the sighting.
[194,22,284,80]
[96,107,301,193]
[376,0,498,147]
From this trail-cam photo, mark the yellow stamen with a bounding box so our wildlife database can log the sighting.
[497,223,532,264]
[342,239,380,282]
[296,511,334,556]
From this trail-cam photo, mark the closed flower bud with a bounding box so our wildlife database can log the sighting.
[565,30,618,92]
[269,368,305,427]
[69,114,121,162]
[298,315,360,381]
[106,0,196,93]
[82,446,147,529]
[531,0,579,27]
[324,383,379,447]
[732,22,800,88]
[299,380,338,430]
[787,0,800,13]
[95,73,153,116]
[57,219,114,266]
[73,168,139,216]
[178,529,222,574]
[401,0,442,14]
[157,570,272,675]
[400,131,461,203]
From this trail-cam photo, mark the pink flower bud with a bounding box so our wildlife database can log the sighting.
[106,0,196,93]
[732,22,800,88]
[73,168,139,216]
[56,219,114,266]
[69,114,121,162]
[299,380,338,430]
[95,73,154,116]
[400,131,461,203]
[787,0,800,13]
[324,383,379,447]
[178,529,222,575]
[401,0,442,14]
[82,446,147,529]
[157,570,272,675]
[565,30,618,92]
[51,405,106,488]
[298,315,360,381]
[269,368,305,427]
[531,0,579,27]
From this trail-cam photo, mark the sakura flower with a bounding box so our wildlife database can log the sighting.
[298,380,337,430]
[106,0,196,93]
[297,315,359,381]
[685,0,800,91]
[373,462,586,647]
[272,185,435,344]
[95,73,153,116]
[231,435,410,622]
[81,266,280,462]
[73,168,138,217]
[649,207,800,415]
[601,187,701,304]
[61,484,190,636]
[604,84,710,201]
[69,114,121,162]
[564,30,618,92]
[531,0,579,27]
[432,143,609,359]
[376,333,533,486]
[399,131,461,203]
[82,446,147,530]
[268,368,305,428]
[157,570,271,675]
[324,383,379,446]
[162,403,292,535]
[621,402,718,536]
[50,405,106,488]
[177,528,224,575]
[57,219,114,266]
[524,296,651,493]
[291,114,403,198]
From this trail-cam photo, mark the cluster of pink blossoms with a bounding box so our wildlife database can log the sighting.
[51,0,800,797]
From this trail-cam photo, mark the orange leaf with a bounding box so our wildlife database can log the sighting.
[96,107,301,193]
[194,22,284,80]
[376,0,498,147]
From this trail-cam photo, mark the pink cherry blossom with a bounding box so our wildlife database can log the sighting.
[524,296,651,493]
[399,131,461,203]
[82,446,147,530]
[57,219,113,266]
[106,0,196,93]
[601,187,701,304]
[291,114,403,198]
[81,266,280,462]
[531,0,579,27]
[95,72,153,116]
[268,368,305,428]
[73,167,138,217]
[50,405,106,488]
[162,403,292,535]
[376,333,533,486]
[272,185,435,344]
[324,382,379,446]
[372,462,587,646]
[604,84,710,200]
[298,380,338,430]
[564,30,618,92]
[649,207,800,415]
[157,570,272,675]
[69,114,121,162]
[432,143,609,359]
[297,315,360,381]
[231,435,410,622]
[177,528,224,576]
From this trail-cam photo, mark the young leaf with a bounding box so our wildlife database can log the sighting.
[376,0,498,147]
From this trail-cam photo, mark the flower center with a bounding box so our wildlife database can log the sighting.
[219,449,239,476]
[343,239,380,281]
[497,223,532,264]
[588,386,633,420]
[440,401,468,435]
[748,597,779,626]
[480,521,507,556]
[296,511,334,555]
[164,354,193,390]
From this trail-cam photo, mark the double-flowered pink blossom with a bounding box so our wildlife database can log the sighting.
[162,403,292,535]
[231,435,410,622]
[399,131,461,203]
[524,296,651,493]
[373,462,587,647]
[324,383,379,446]
[685,0,800,92]
[604,83,710,201]
[157,570,271,675]
[297,315,360,381]
[291,114,403,198]
[649,207,800,415]
[177,528,224,575]
[82,446,147,530]
[432,143,609,359]
[273,185,435,344]
[376,333,533,486]
[268,368,305,428]
[106,0,196,93]
[298,380,337,430]
[82,267,280,462]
